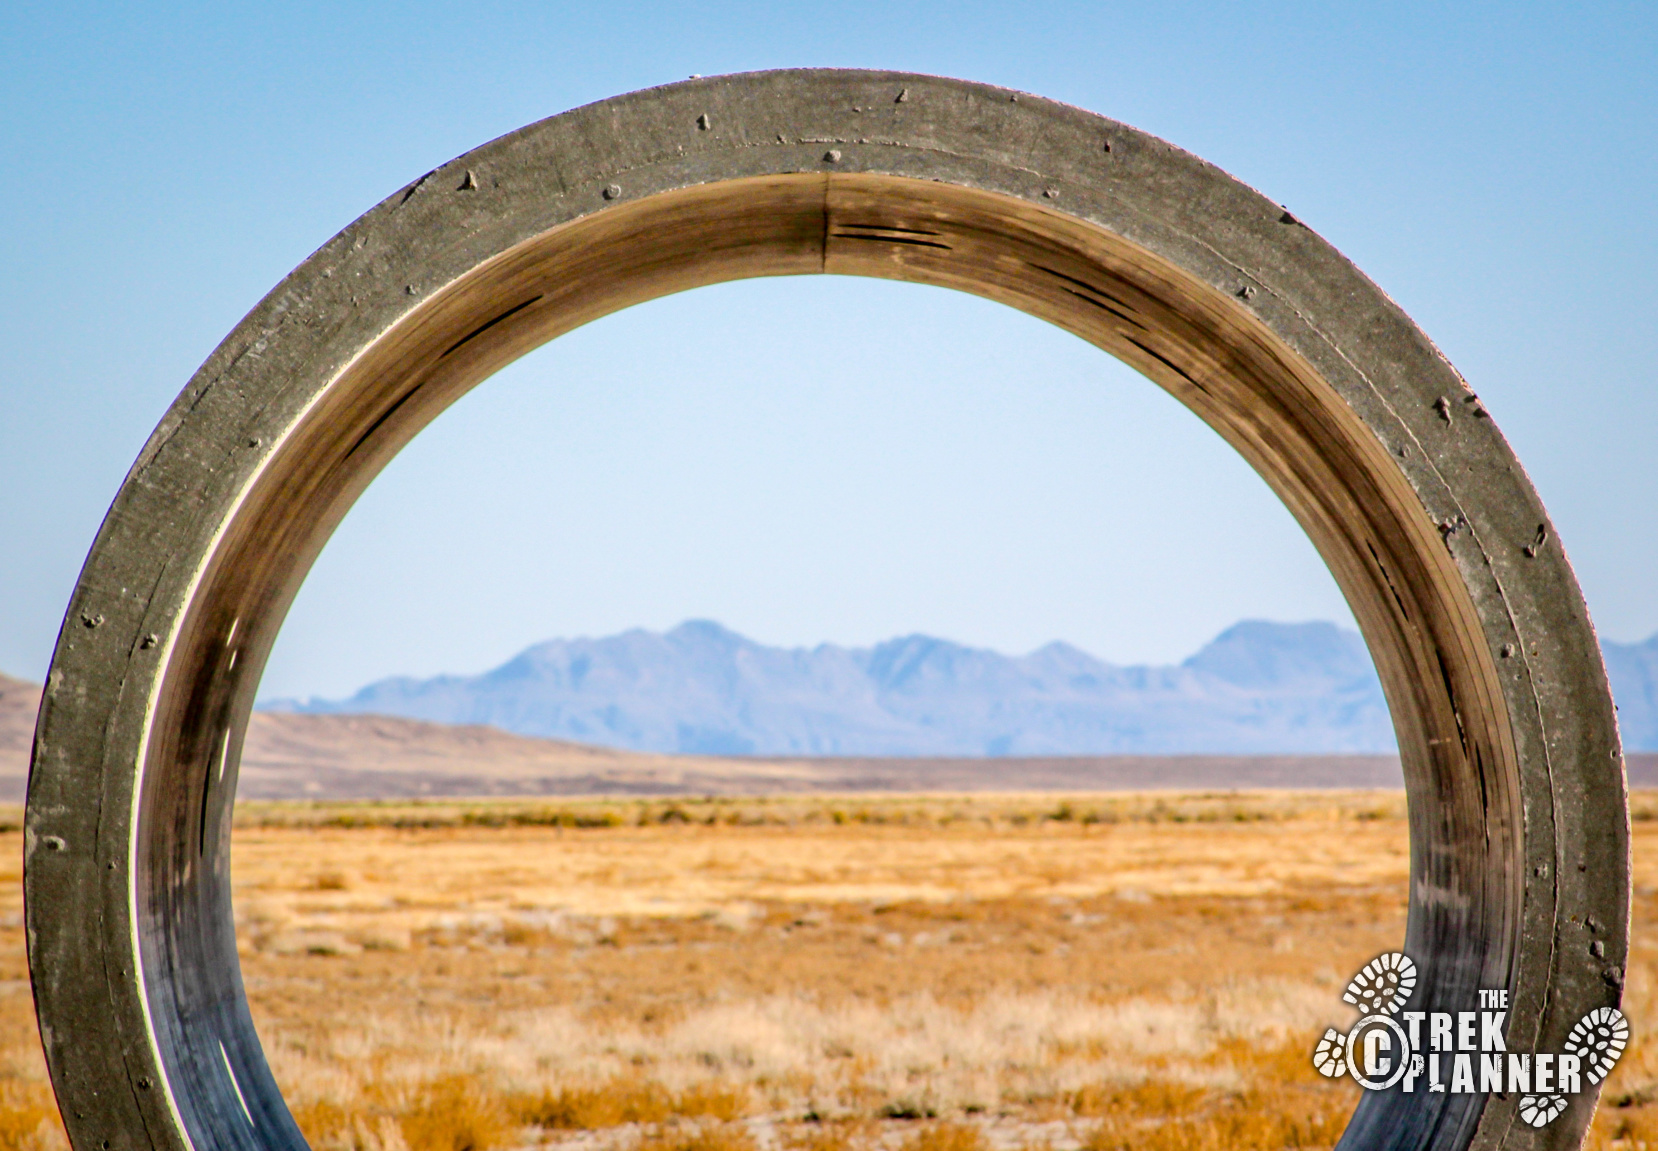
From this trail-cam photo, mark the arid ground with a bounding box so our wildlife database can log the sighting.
[2,792,1656,1150]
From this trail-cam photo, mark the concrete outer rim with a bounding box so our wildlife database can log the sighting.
[23,68,1627,1151]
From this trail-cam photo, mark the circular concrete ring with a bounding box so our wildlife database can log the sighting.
[26,69,1627,1151]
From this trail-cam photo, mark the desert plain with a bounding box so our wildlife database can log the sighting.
[1,791,1656,1151]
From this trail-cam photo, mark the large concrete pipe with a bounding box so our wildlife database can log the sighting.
[25,70,1628,1151]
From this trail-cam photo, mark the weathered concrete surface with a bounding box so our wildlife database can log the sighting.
[25,70,1627,1151]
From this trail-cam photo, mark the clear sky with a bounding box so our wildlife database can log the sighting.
[1,3,1653,701]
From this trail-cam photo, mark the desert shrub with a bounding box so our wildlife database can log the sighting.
[676,1082,750,1121]
[398,1076,509,1151]
[518,1077,673,1129]
[0,1086,67,1151]
[1587,1102,1658,1149]
[895,1122,986,1151]
[1079,1079,1349,1151]
[519,1078,750,1130]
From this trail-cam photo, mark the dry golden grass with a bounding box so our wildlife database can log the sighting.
[0,827,63,1151]
[228,792,1396,1151]
[0,790,1654,1150]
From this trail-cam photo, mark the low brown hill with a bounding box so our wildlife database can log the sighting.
[0,673,38,783]
[236,711,831,799]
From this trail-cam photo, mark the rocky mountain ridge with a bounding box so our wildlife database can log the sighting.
[271,620,1396,756]
[273,620,1658,757]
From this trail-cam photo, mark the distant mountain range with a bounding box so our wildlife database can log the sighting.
[0,670,1420,799]
[1,624,1653,801]
[262,620,1372,755]
[266,621,1658,756]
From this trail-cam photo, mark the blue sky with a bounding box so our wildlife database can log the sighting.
[1,3,1653,700]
